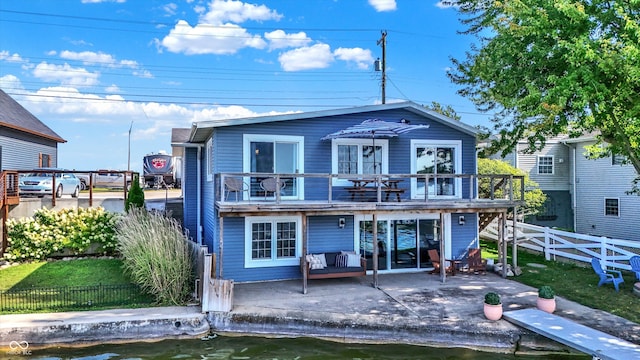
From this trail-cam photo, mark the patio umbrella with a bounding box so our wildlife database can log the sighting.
[321,118,429,173]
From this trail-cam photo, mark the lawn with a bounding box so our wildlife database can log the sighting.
[0,258,154,313]
[481,240,640,324]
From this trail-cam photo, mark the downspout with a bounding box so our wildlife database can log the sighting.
[561,141,577,232]
[197,146,202,245]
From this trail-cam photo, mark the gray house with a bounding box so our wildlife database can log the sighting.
[174,102,523,284]
[0,89,66,170]
[496,136,574,230]
[497,134,640,241]
[564,135,640,240]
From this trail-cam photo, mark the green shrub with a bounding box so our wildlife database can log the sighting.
[125,175,145,212]
[484,292,501,305]
[5,207,120,261]
[116,208,196,306]
[538,285,555,299]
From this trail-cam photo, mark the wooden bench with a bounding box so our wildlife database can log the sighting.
[302,252,366,280]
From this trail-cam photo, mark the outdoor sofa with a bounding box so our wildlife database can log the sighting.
[302,251,366,280]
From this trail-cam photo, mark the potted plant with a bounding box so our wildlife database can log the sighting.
[536,285,556,313]
[483,292,502,320]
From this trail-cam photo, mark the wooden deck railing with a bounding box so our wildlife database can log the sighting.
[217,172,525,204]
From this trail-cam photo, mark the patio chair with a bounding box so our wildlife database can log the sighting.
[591,258,624,292]
[427,249,453,274]
[260,177,285,199]
[224,177,249,201]
[465,248,487,274]
[630,255,640,282]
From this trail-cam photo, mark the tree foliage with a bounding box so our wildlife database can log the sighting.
[424,101,462,121]
[478,158,546,216]
[125,175,145,212]
[448,1,640,188]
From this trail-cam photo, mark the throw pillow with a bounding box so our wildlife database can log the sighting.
[335,253,348,268]
[316,253,327,268]
[310,256,324,270]
[346,253,361,267]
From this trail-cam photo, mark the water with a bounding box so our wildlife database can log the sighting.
[10,335,589,360]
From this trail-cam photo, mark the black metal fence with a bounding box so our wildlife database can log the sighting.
[0,284,154,313]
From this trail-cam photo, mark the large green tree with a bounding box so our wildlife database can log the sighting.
[448,1,640,186]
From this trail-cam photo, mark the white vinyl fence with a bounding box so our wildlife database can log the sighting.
[481,221,640,272]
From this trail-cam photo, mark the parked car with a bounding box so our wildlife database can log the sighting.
[76,170,133,191]
[19,169,81,198]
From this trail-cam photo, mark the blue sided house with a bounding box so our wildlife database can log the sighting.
[174,101,522,289]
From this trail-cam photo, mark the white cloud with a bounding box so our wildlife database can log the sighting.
[200,0,283,24]
[59,50,115,65]
[32,62,100,87]
[163,3,178,16]
[278,43,334,71]
[105,84,120,93]
[0,51,26,63]
[265,30,311,51]
[368,0,397,12]
[0,74,25,92]
[334,47,374,70]
[161,20,266,55]
[133,69,154,78]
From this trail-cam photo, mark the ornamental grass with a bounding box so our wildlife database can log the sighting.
[116,208,196,306]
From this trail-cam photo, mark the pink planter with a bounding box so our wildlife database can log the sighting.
[483,303,503,320]
[536,297,556,313]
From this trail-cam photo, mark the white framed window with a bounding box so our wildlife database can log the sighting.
[206,137,213,182]
[243,134,304,199]
[604,198,619,217]
[330,138,389,186]
[612,154,627,166]
[537,155,554,174]
[244,216,302,268]
[410,140,462,198]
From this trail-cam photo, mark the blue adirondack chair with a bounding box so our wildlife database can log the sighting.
[591,258,624,291]
[630,256,640,282]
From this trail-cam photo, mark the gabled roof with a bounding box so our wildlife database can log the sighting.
[0,89,66,143]
[186,101,479,143]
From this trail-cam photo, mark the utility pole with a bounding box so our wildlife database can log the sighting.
[127,121,133,171]
[376,30,387,104]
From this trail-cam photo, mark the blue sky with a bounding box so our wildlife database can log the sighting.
[0,0,486,173]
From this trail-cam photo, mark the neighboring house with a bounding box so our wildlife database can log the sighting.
[174,101,522,283]
[493,136,574,230]
[495,133,640,241]
[564,135,640,240]
[0,89,66,170]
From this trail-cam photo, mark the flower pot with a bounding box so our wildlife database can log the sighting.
[483,303,503,321]
[536,297,556,313]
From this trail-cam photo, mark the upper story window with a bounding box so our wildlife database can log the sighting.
[330,138,388,185]
[243,134,304,199]
[411,140,462,198]
[244,216,302,268]
[39,153,51,168]
[537,155,554,175]
[604,198,619,217]
[612,154,627,166]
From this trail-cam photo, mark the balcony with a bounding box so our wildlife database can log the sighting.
[216,173,525,215]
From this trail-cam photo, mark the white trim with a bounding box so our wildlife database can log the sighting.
[604,197,620,217]
[330,138,389,186]
[206,137,213,182]
[410,139,462,199]
[244,215,303,268]
[242,134,305,200]
[537,155,554,175]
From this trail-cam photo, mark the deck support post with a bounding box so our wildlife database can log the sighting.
[372,212,378,288]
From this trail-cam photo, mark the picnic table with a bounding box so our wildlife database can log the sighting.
[346,179,405,202]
